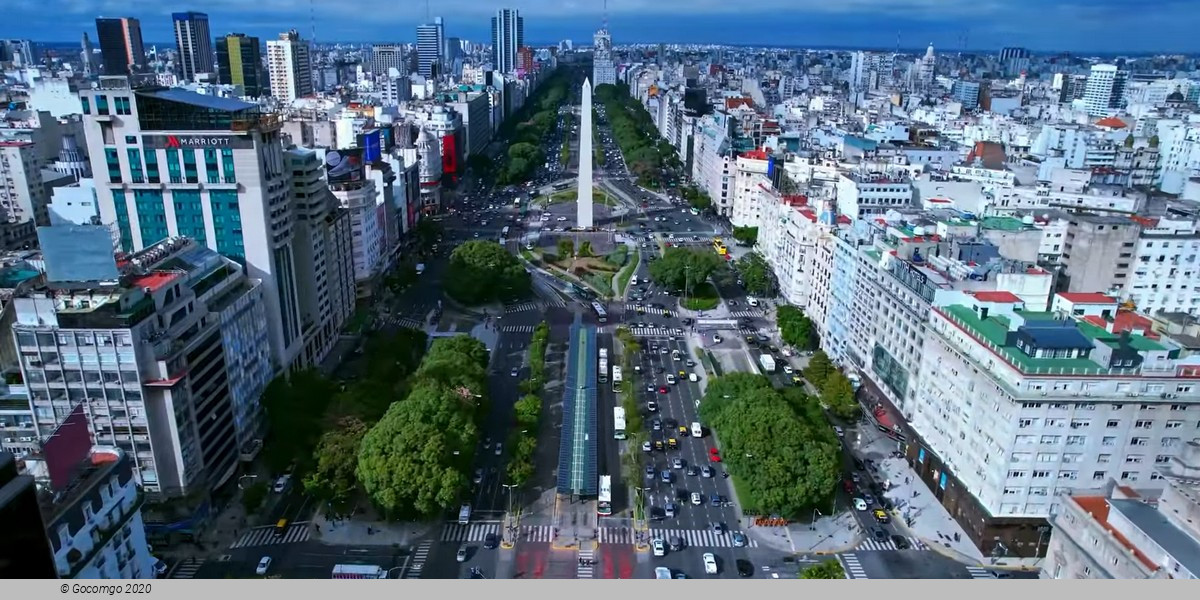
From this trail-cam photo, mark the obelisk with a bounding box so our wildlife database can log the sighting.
[577,78,594,229]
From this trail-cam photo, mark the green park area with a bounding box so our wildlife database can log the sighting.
[545,188,617,206]
[681,281,720,311]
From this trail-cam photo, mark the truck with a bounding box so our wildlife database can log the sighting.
[331,564,388,579]
[759,354,777,373]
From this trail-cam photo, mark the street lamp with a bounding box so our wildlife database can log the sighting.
[811,508,822,531]
[237,474,258,490]
[502,484,519,540]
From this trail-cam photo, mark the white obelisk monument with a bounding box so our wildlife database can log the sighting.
[577,78,594,228]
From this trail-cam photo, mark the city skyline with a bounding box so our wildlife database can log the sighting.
[4,0,1199,53]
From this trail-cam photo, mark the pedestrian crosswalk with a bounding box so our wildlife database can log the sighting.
[440,522,501,542]
[505,301,545,313]
[855,536,927,551]
[405,540,432,579]
[518,524,555,542]
[965,566,996,579]
[230,523,311,549]
[841,554,866,579]
[502,325,537,333]
[628,327,684,338]
[729,310,762,319]
[170,558,204,579]
[596,527,757,548]
[624,304,669,316]
[577,547,595,578]
[381,315,425,330]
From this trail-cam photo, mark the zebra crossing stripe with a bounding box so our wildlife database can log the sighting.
[406,541,432,578]
[230,524,310,549]
[841,554,867,579]
[965,567,995,579]
[577,549,595,579]
[440,522,500,542]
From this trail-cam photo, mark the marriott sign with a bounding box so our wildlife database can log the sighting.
[141,134,255,150]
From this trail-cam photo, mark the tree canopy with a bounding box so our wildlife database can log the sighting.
[820,370,860,420]
[682,185,712,211]
[736,252,774,296]
[594,82,673,188]
[697,373,840,516]
[777,305,817,351]
[260,369,338,472]
[648,246,723,291]
[303,416,368,508]
[357,335,489,519]
[732,226,758,247]
[803,350,834,389]
[445,240,532,304]
[800,560,846,579]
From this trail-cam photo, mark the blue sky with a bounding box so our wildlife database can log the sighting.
[6,0,1198,53]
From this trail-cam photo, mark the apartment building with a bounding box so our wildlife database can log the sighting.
[266,30,313,102]
[13,233,270,497]
[912,292,1200,555]
[834,171,915,219]
[691,112,734,217]
[283,149,355,370]
[730,150,772,228]
[1045,446,1200,579]
[0,141,50,226]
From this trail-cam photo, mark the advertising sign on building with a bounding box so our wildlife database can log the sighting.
[441,133,457,177]
[358,129,382,162]
[141,134,255,150]
[324,148,365,184]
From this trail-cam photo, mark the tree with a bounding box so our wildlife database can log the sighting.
[242,481,268,512]
[358,383,479,519]
[648,247,722,291]
[445,240,532,304]
[577,240,593,257]
[821,371,860,420]
[736,253,773,296]
[413,219,443,250]
[260,370,337,473]
[800,560,846,579]
[777,305,816,351]
[515,394,541,430]
[732,226,759,246]
[804,350,834,390]
[697,373,840,516]
[557,238,575,260]
[303,417,368,507]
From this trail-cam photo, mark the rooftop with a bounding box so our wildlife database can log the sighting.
[136,88,257,112]
[1059,292,1118,305]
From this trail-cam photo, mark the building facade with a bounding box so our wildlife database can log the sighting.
[172,12,214,82]
[0,141,50,226]
[95,18,145,77]
[216,34,265,97]
[491,9,523,74]
[266,30,313,102]
[416,20,443,78]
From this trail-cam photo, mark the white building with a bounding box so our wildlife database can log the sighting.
[47,177,99,225]
[592,28,616,86]
[730,150,772,228]
[266,30,313,102]
[491,9,522,74]
[0,140,49,225]
[834,171,915,218]
[1084,64,1124,117]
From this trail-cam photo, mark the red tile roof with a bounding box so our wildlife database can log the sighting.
[1096,116,1128,129]
[965,141,1007,170]
[725,97,754,110]
[970,291,1023,303]
[1071,496,1158,572]
[1058,292,1117,304]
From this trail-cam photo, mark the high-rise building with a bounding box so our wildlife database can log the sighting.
[95,17,146,76]
[1084,64,1127,117]
[592,27,615,85]
[918,43,936,90]
[491,9,523,74]
[266,29,313,102]
[80,78,304,371]
[172,12,214,81]
[80,33,97,77]
[370,43,406,78]
[0,140,50,225]
[952,80,981,109]
[416,18,444,78]
[216,33,265,97]
[0,39,35,67]
[999,46,1031,77]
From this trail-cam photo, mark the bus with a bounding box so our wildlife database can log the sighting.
[612,365,623,393]
[501,226,510,239]
[597,475,612,516]
[598,348,609,384]
[553,182,572,191]
[592,301,608,323]
[712,239,728,256]
[613,407,626,440]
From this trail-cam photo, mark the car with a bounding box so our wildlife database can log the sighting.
[843,479,855,493]
[556,216,567,221]
[708,449,721,462]
[255,556,272,575]
[272,475,290,493]
[703,553,718,575]
[891,535,910,549]
[642,440,653,452]
[494,443,503,456]
[701,465,714,478]
[677,425,689,436]
[732,532,748,547]
[872,528,889,543]
[473,468,484,484]
[686,465,699,476]
[654,366,664,374]
[672,457,685,469]
[645,465,655,479]
[646,384,656,392]
[659,347,669,354]
[862,493,874,505]
[655,566,672,579]
[685,359,696,367]
[658,386,669,394]
[666,374,676,385]
[456,547,468,562]
[854,497,868,511]
[647,401,658,412]
[690,492,702,505]
[834,426,845,438]
[510,367,520,377]
[660,470,672,483]
[711,521,725,535]
[873,509,891,523]
[652,419,662,431]
[712,334,722,343]
[782,365,793,374]
[483,533,499,549]
[652,538,666,557]
[710,495,722,507]
[736,559,754,578]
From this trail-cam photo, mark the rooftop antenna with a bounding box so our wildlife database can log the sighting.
[309,0,317,45]
[895,31,900,55]
[426,0,431,20]
[603,0,609,30]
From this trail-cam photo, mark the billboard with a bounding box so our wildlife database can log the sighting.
[324,148,365,184]
[44,403,93,491]
[379,126,396,152]
[142,134,254,150]
[441,133,458,176]
[358,129,382,162]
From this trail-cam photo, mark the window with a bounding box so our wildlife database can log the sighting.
[1037,453,1058,463]
[145,149,159,184]
[1161,437,1180,448]
[166,149,182,183]
[1063,453,1082,463]
[1166,420,1183,429]
[1102,436,1117,446]
[81,96,90,114]
[1125,455,1144,464]
[183,148,198,184]
[1066,435,1086,445]
[115,96,131,115]
[96,94,109,115]
[1008,470,1026,478]
[1130,437,1148,446]
[1107,419,1120,428]
[105,147,122,184]
[1070,419,1090,429]
[1155,455,1171,464]
[1032,470,1051,479]
[127,148,143,183]
[1093,471,1106,481]
[221,148,236,184]
[1041,435,1061,444]
[1135,419,1153,429]
[1099,454,1112,463]
[204,148,220,183]
[1059,471,1078,480]
[1120,471,1139,481]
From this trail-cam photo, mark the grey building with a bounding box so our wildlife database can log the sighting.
[416,18,444,78]
[172,12,214,81]
[491,9,523,74]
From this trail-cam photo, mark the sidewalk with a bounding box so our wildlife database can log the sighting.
[310,512,434,547]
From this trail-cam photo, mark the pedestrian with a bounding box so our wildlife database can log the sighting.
[905,476,910,484]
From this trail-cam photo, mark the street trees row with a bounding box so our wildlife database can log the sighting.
[735,252,773,297]
[697,373,840,517]
[594,82,680,188]
[507,321,550,487]
[495,70,569,185]
[445,240,532,305]
[802,350,859,420]
[681,185,712,212]
[777,305,817,351]
[732,226,758,247]
[357,335,490,519]
[648,246,723,292]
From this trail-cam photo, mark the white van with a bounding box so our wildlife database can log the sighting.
[690,422,703,438]
[746,296,759,307]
